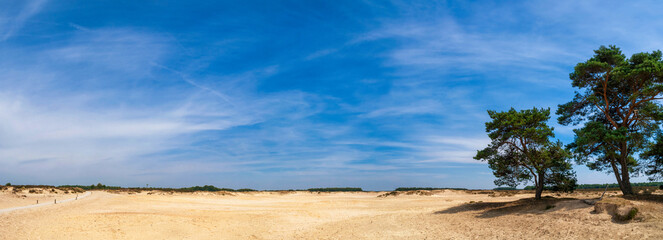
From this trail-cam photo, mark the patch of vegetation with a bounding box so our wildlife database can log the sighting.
[179,185,232,192]
[377,191,399,197]
[57,184,255,192]
[545,205,555,210]
[60,183,122,190]
[5,183,10,186]
[307,187,363,192]
[493,187,517,190]
[235,188,257,192]
[394,187,467,191]
[626,208,639,221]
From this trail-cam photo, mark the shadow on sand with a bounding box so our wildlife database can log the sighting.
[434,197,592,218]
[623,194,663,203]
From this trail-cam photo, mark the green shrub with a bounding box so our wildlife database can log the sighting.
[627,208,638,220]
[180,185,230,192]
[235,188,257,192]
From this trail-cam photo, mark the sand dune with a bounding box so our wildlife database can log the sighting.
[0,187,84,209]
[1,189,662,239]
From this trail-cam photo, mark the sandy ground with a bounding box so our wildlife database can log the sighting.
[0,187,82,209]
[1,189,662,239]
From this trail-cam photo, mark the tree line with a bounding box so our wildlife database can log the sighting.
[476,45,663,199]
[523,181,663,190]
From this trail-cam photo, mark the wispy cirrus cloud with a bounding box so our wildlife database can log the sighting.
[0,0,47,41]
[0,26,326,186]
[355,10,581,88]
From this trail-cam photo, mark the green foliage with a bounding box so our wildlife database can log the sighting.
[485,107,555,145]
[629,208,638,220]
[557,45,663,194]
[307,188,363,192]
[475,107,553,188]
[180,185,230,192]
[619,207,639,221]
[641,134,663,180]
[235,188,257,192]
[631,181,663,187]
[475,107,577,199]
[542,142,578,192]
[5,183,10,186]
[394,187,467,191]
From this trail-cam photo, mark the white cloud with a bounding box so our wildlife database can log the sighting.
[0,27,326,183]
[426,136,491,152]
[46,28,169,77]
[358,18,579,76]
[304,48,339,60]
[0,0,47,41]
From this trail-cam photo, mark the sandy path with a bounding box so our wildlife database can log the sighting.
[0,192,91,214]
[0,191,661,239]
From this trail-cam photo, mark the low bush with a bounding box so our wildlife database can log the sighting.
[235,188,257,192]
[626,208,639,221]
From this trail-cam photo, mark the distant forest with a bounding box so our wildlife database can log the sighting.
[521,182,663,190]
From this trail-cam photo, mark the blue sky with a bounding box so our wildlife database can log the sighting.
[1,1,661,190]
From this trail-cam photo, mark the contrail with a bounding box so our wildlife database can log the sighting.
[151,63,235,106]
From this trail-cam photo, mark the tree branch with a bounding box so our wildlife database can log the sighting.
[600,74,620,129]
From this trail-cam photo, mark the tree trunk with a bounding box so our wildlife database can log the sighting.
[615,143,634,196]
[610,161,625,192]
[535,173,544,200]
[620,162,634,195]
